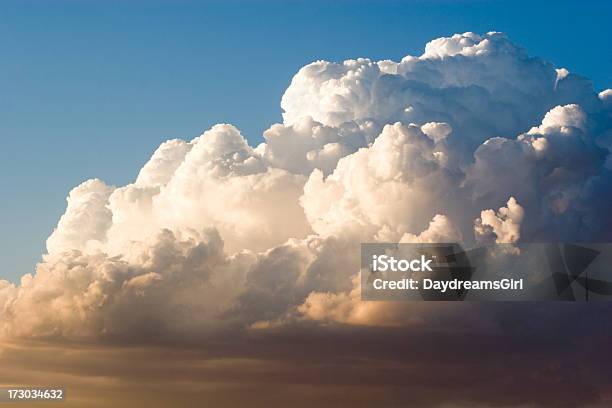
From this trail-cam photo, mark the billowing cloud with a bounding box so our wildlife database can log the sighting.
[4,228,256,339]
[280,32,603,163]
[300,121,461,242]
[46,179,115,255]
[475,196,524,244]
[1,32,611,347]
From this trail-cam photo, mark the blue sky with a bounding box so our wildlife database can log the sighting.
[1,0,611,283]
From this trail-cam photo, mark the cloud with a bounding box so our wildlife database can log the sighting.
[280,32,602,163]
[300,121,462,242]
[2,303,612,407]
[475,197,524,244]
[466,103,610,241]
[261,116,377,176]
[1,31,611,346]
[2,228,256,339]
[46,179,114,255]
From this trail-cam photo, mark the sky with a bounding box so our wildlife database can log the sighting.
[1,3,612,406]
[1,0,611,283]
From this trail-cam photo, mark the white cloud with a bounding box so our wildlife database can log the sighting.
[2,228,255,338]
[420,122,452,143]
[301,122,458,242]
[135,139,193,187]
[475,197,524,244]
[1,31,611,339]
[529,103,587,133]
[279,32,602,165]
[261,116,376,175]
[46,179,114,255]
[399,214,462,244]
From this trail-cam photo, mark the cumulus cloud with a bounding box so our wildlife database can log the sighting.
[280,32,603,164]
[298,275,429,327]
[1,31,611,343]
[2,228,256,339]
[475,197,524,244]
[46,179,114,255]
[400,214,462,243]
[301,121,460,242]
